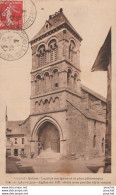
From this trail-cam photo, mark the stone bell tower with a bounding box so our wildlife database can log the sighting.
[30,8,82,116]
[30,8,83,157]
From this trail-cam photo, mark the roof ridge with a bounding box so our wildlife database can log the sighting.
[66,100,105,123]
[81,84,106,102]
[31,9,82,43]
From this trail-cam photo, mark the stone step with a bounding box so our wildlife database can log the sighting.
[37,149,61,159]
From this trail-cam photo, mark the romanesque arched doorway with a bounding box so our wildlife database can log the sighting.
[38,121,60,154]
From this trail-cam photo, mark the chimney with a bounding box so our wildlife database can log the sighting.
[60,8,63,12]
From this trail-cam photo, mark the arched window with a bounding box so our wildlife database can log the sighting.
[37,45,46,66]
[35,101,38,105]
[74,73,77,83]
[36,75,42,93]
[69,40,76,62]
[102,138,104,153]
[67,69,72,87]
[93,135,96,148]
[45,23,49,30]
[53,69,59,89]
[48,39,58,62]
[44,72,50,92]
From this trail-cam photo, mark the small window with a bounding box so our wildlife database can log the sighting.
[46,23,49,30]
[55,83,58,88]
[14,149,18,156]
[6,149,11,157]
[7,137,10,141]
[67,69,72,85]
[21,148,24,154]
[102,138,104,153]
[15,138,17,144]
[93,135,96,148]
[22,138,24,144]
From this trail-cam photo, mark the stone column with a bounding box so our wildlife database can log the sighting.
[60,140,67,157]
[30,140,38,157]
[30,141,35,153]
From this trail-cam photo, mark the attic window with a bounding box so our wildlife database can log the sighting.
[46,23,49,30]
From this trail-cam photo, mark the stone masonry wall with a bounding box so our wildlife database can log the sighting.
[66,101,88,158]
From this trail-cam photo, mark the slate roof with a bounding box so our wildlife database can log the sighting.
[6,121,24,135]
[67,100,106,123]
[81,84,106,103]
[31,8,82,42]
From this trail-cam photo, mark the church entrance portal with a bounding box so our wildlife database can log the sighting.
[38,121,60,154]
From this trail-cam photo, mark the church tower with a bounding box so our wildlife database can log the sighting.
[30,8,82,116]
[30,8,83,157]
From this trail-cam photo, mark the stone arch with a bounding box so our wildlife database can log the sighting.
[43,72,50,92]
[69,39,77,63]
[36,74,42,80]
[47,36,58,48]
[67,68,73,87]
[48,38,58,62]
[35,101,39,105]
[43,71,50,77]
[74,71,79,78]
[52,68,59,89]
[35,74,42,94]
[67,67,73,73]
[69,38,77,49]
[31,116,63,141]
[52,67,59,74]
[36,42,46,52]
[36,43,47,66]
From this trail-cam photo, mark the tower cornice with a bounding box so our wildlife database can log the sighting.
[30,23,82,45]
[30,88,82,100]
[31,59,81,74]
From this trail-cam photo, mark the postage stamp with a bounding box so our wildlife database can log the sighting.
[0,30,29,60]
[0,0,36,30]
[0,1,23,30]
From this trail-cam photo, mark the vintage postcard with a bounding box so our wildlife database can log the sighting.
[0,0,116,186]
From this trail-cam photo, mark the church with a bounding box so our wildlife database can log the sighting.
[6,9,106,160]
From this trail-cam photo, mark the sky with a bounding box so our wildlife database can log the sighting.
[0,0,115,121]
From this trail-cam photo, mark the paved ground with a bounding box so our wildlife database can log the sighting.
[20,158,92,173]
[6,157,21,173]
[6,157,104,173]
[6,156,105,173]
[6,157,34,173]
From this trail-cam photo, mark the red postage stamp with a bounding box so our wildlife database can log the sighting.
[0,1,23,30]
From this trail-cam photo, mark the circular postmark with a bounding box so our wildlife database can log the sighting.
[22,0,37,30]
[0,30,29,61]
[0,0,36,30]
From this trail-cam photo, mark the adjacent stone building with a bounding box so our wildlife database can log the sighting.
[6,9,106,159]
